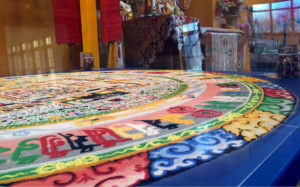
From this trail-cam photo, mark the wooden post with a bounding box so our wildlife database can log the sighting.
[80,0,100,69]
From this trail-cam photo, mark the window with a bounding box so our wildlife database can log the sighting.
[252,0,300,33]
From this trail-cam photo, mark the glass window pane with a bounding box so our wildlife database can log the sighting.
[271,1,291,9]
[272,9,292,33]
[252,3,270,11]
[252,11,271,33]
[183,22,198,32]
[295,8,300,32]
[294,0,300,7]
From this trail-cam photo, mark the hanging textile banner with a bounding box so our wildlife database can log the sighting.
[99,0,122,43]
[52,0,82,44]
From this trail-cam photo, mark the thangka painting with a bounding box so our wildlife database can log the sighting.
[0,70,295,186]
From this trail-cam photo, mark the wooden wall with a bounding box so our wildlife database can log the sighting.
[0,0,10,76]
[0,0,81,76]
[186,0,217,27]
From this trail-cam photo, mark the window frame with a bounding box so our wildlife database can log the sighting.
[252,0,300,34]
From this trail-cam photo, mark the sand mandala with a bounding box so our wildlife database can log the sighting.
[0,70,295,186]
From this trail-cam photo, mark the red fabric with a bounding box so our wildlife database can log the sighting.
[99,0,122,43]
[52,0,82,44]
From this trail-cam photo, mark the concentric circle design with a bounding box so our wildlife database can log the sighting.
[0,72,185,129]
[0,70,295,186]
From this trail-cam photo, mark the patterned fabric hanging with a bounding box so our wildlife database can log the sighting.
[52,0,82,44]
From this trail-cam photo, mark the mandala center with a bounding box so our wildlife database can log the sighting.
[0,73,185,129]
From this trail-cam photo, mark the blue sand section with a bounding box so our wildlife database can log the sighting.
[146,71,300,186]
[148,129,246,179]
[147,125,297,186]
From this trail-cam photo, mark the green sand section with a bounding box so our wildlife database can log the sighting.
[257,96,295,116]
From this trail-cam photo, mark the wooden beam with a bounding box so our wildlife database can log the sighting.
[80,0,100,69]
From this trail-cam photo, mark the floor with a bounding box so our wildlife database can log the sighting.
[0,70,299,186]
